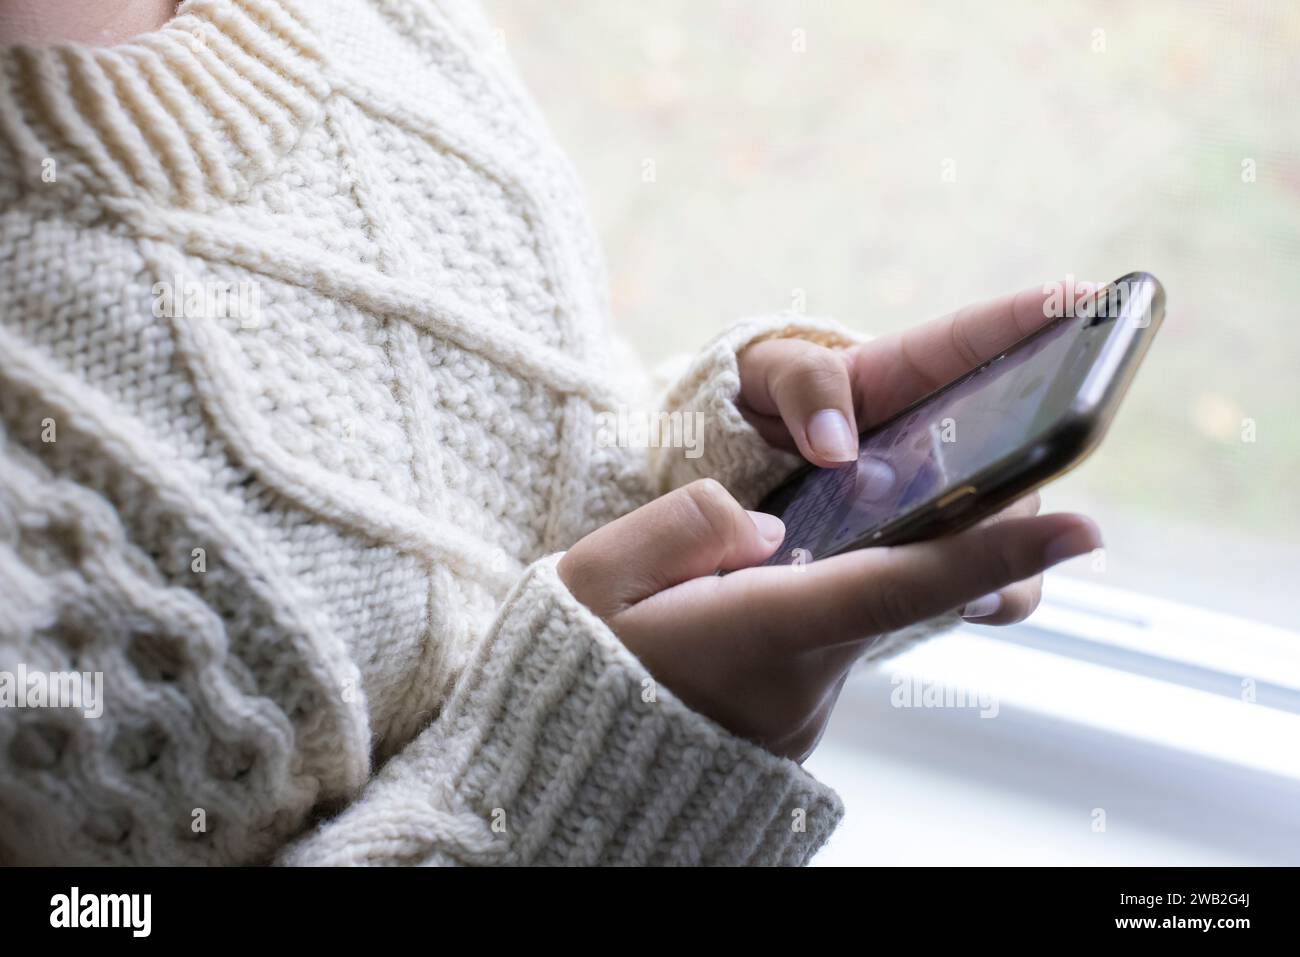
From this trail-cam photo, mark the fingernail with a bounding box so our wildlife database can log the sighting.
[1043,520,1103,568]
[747,510,786,546]
[961,592,1002,620]
[806,409,857,462]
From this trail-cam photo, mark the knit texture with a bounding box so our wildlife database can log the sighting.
[280,556,844,866]
[0,0,953,865]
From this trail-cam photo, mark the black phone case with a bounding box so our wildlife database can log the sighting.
[757,272,1165,556]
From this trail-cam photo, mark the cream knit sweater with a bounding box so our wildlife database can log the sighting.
[0,0,952,866]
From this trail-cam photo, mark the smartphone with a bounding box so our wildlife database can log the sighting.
[756,271,1165,566]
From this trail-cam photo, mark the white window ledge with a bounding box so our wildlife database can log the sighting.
[807,576,1300,865]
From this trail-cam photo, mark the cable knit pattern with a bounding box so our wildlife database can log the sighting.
[0,0,952,865]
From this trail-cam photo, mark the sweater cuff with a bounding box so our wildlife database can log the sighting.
[649,313,868,506]
[448,554,843,865]
[283,555,843,866]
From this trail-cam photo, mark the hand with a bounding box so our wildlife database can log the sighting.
[558,479,1099,762]
[736,281,1096,467]
[737,280,1099,625]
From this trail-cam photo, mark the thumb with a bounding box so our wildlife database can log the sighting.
[557,479,784,617]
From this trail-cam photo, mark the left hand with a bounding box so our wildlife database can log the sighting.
[736,281,1096,626]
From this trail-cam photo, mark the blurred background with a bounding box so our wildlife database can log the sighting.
[482,0,1300,864]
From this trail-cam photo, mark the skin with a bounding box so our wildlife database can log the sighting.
[0,0,175,46]
[560,283,1103,761]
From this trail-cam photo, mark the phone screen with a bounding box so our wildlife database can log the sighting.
[760,312,1090,566]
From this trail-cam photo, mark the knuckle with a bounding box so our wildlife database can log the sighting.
[1018,576,1044,618]
[556,540,588,581]
[948,312,984,369]
[999,578,1042,624]
[682,477,731,516]
[680,478,743,548]
[864,575,922,633]
[775,345,845,394]
[996,588,1030,624]
[556,542,601,606]
[976,532,1021,588]
[883,589,922,632]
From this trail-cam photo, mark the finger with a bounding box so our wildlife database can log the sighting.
[557,479,784,617]
[959,574,1043,625]
[960,491,1044,623]
[847,279,1098,428]
[738,338,859,466]
[650,512,1100,651]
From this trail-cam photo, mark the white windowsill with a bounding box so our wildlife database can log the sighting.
[807,576,1300,865]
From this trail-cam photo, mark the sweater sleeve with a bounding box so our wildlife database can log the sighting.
[279,554,843,866]
[647,313,868,507]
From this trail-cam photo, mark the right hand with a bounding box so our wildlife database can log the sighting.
[557,478,1098,762]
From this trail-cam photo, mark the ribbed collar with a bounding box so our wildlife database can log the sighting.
[0,0,329,208]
